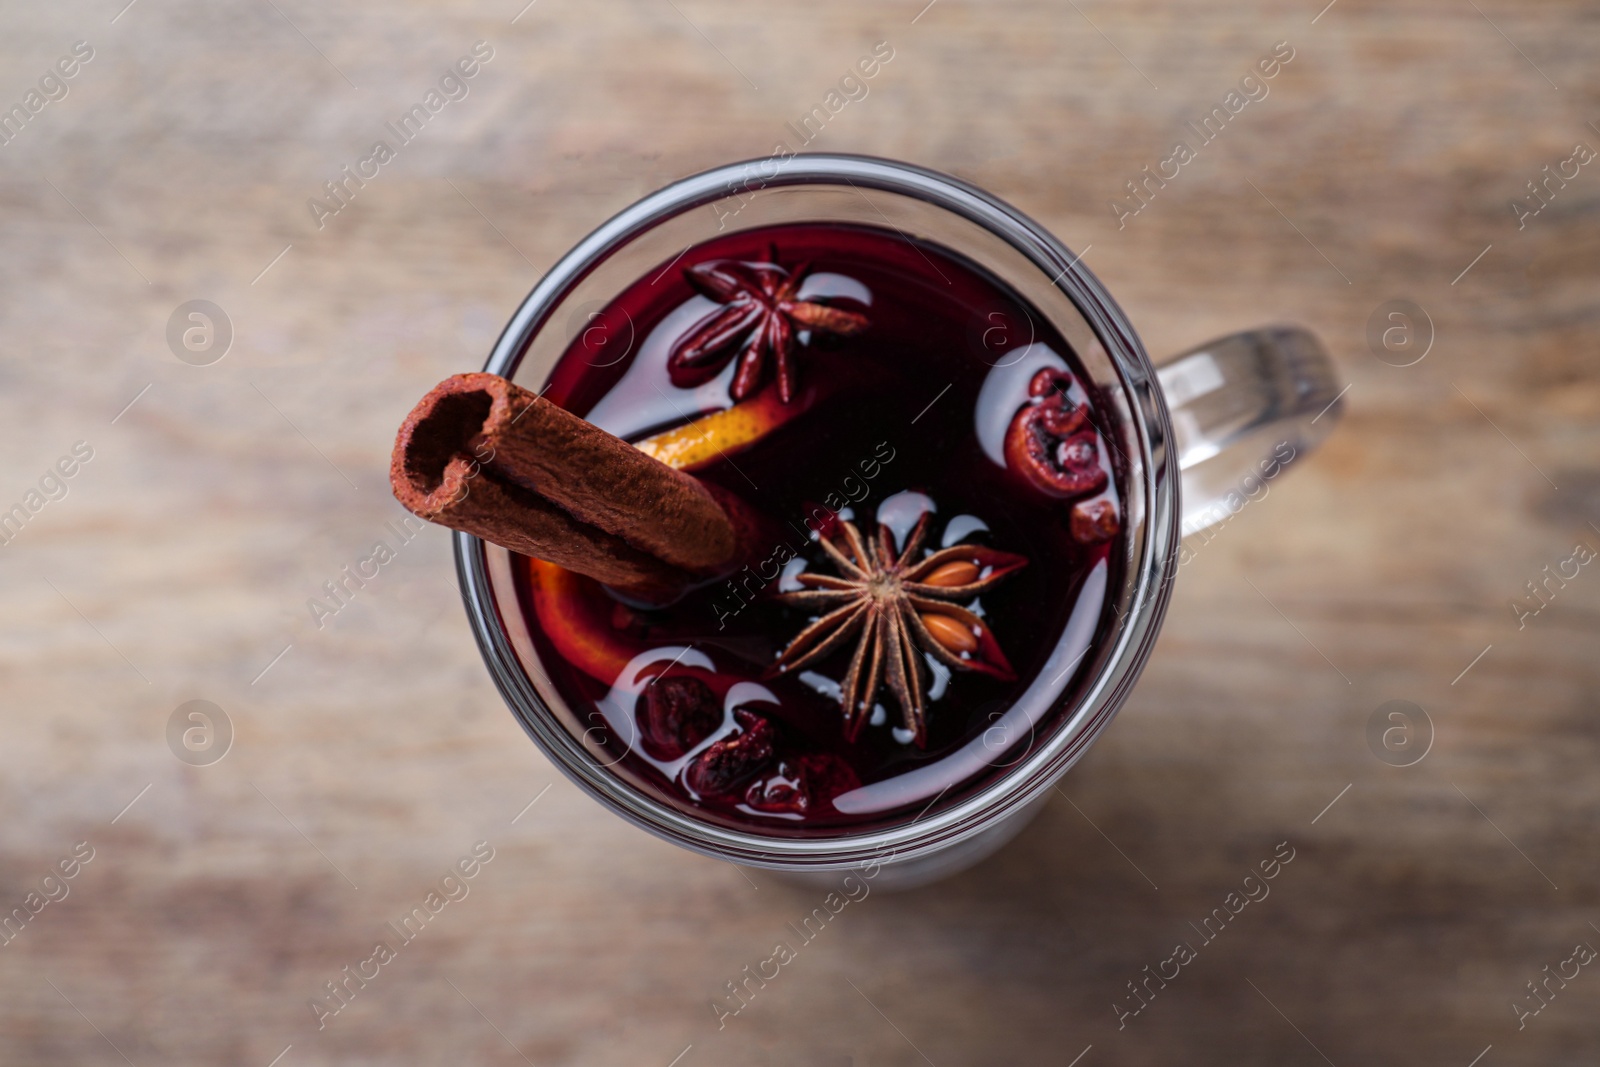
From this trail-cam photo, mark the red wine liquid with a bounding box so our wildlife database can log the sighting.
[510,223,1125,836]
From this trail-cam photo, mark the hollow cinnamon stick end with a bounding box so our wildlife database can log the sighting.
[390,373,533,517]
[393,446,692,596]
[389,375,698,602]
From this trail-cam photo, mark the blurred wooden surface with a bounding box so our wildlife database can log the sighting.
[1,0,1598,1064]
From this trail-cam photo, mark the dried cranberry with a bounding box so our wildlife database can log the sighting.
[1004,370,1107,499]
[638,676,720,761]
[1039,404,1083,435]
[1027,367,1073,400]
[745,754,861,814]
[1058,435,1097,469]
[683,708,774,797]
[1070,498,1120,544]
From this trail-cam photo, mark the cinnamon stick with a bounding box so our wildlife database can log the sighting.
[390,373,758,600]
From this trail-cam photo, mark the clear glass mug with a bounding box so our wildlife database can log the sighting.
[456,155,1343,888]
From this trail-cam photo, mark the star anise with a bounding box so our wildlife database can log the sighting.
[667,247,869,403]
[768,514,1027,747]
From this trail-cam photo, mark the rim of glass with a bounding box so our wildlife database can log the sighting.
[454,153,1180,869]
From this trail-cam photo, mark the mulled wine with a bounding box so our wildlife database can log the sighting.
[510,222,1125,835]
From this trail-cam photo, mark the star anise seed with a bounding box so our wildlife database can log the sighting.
[767,514,1026,747]
[667,246,869,404]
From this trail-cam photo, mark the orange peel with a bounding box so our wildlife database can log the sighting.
[634,378,824,471]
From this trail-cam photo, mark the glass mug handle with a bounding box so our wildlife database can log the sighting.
[1155,326,1343,538]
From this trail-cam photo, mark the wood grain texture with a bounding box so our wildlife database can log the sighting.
[0,0,1596,1064]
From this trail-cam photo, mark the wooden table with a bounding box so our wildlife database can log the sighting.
[2,0,1596,1063]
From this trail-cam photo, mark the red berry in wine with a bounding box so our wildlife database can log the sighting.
[683,708,774,797]
[638,675,721,760]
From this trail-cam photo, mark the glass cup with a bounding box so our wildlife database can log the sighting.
[456,154,1342,888]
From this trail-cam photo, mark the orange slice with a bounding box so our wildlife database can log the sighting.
[528,560,641,684]
[634,378,824,471]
